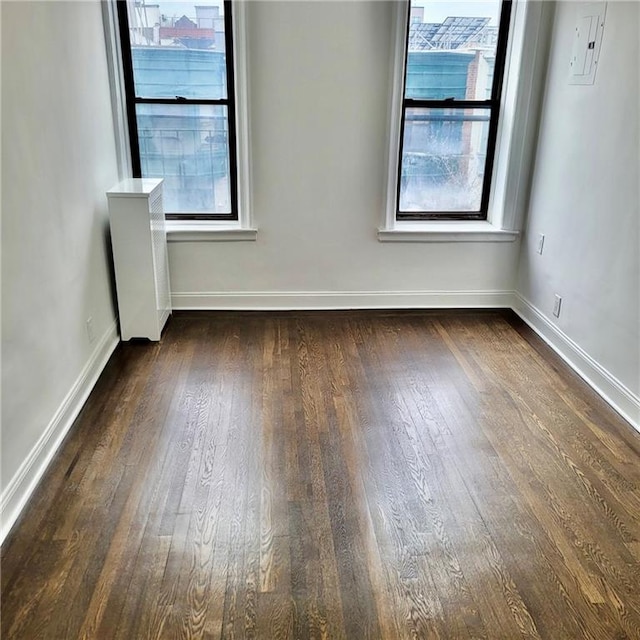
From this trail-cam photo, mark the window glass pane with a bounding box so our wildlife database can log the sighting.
[406,0,502,100]
[399,107,490,212]
[127,1,227,99]
[136,103,231,214]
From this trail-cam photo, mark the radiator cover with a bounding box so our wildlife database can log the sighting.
[107,178,171,341]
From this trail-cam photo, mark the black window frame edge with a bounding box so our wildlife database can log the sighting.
[395,0,513,221]
[116,0,239,221]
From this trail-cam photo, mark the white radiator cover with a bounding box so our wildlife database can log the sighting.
[107,178,171,341]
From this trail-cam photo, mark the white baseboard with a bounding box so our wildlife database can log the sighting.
[171,289,515,310]
[512,293,640,433]
[0,321,120,544]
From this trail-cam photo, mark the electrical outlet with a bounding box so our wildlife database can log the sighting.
[86,317,96,344]
[553,295,562,318]
[536,233,545,255]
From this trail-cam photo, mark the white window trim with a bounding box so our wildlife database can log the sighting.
[102,0,256,242]
[228,0,255,236]
[165,219,257,242]
[102,1,133,182]
[379,0,551,243]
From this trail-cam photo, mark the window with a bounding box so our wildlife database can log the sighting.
[117,0,238,220]
[396,0,512,220]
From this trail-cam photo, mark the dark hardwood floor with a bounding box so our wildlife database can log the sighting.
[2,310,639,639]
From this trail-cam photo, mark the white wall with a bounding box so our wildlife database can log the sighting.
[516,1,639,422]
[168,1,521,307]
[1,1,120,535]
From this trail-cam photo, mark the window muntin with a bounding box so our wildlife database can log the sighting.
[118,0,238,219]
[397,0,511,220]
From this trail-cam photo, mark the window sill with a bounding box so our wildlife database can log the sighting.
[165,220,258,242]
[378,221,519,243]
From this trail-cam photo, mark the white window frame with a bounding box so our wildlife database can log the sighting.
[379,0,552,243]
[102,0,256,242]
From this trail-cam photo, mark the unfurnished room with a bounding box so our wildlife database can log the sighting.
[1,0,639,638]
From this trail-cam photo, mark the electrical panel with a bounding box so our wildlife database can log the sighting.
[569,2,607,85]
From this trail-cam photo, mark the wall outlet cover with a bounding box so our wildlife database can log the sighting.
[553,295,562,318]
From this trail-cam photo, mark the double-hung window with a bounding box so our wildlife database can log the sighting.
[397,0,512,220]
[117,0,238,220]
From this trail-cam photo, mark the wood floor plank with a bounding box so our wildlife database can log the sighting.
[2,310,639,639]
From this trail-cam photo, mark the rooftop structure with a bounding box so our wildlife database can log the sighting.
[409,16,498,51]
